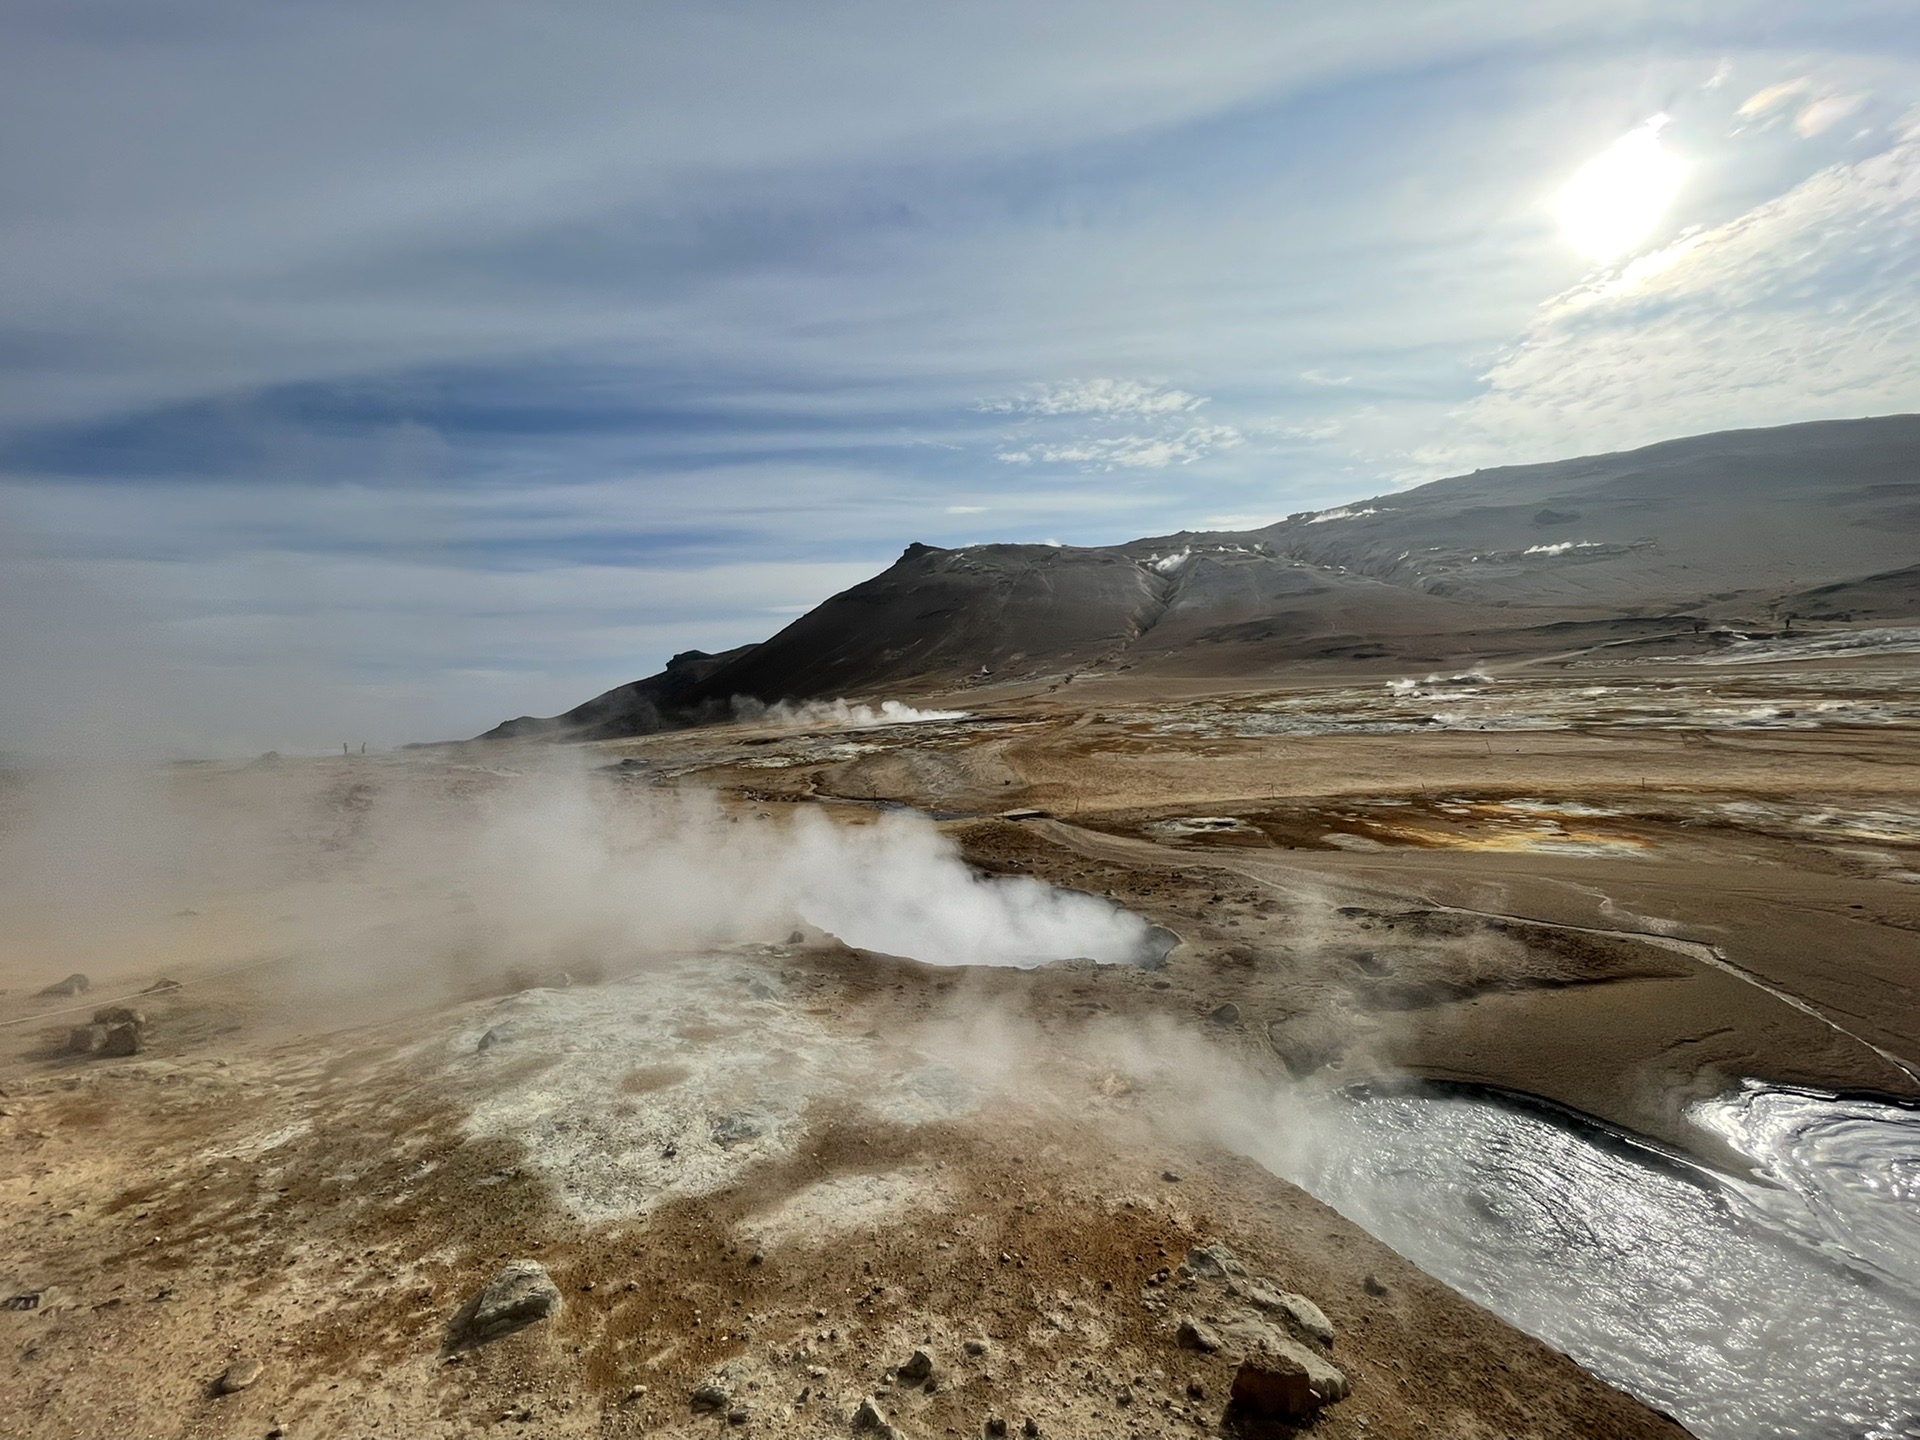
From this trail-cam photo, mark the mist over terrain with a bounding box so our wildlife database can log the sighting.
[0,757,1161,1022]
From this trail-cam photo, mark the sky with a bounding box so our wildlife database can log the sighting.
[2,1,1917,754]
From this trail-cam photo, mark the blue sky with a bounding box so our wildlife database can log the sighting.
[2,1,1917,752]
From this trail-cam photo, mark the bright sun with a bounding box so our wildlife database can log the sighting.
[1556,116,1687,263]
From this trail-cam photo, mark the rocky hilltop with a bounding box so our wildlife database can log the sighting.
[481,414,1920,741]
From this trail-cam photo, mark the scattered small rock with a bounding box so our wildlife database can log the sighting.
[1234,1279,1335,1348]
[1160,1170,1182,1183]
[1363,1273,1389,1297]
[851,1396,890,1431]
[1022,1420,1040,1438]
[1176,1317,1221,1353]
[38,974,90,998]
[447,1260,561,1348]
[727,1407,751,1425]
[963,1338,989,1357]
[691,1384,731,1412]
[142,977,183,994]
[710,1110,769,1147]
[65,1006,148,1058]
[215,1358,264,1395]
[1184,1242,1246,1280]
[1208,1002,1241,1027]
[984,1419,1008,1437]
[1228,1340,1350,1420]
[897,1349,934,1384]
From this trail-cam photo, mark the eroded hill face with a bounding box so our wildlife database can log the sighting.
[478,415,1920,741]
[1253,414,1920,606]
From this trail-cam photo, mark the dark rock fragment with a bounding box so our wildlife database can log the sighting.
[446,1260,561,1348]
[1176,1316,1221,1352]
[215,1358,263,1394]
[897,1349,934,1384]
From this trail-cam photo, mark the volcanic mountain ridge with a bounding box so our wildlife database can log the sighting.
[481,414,1920,742]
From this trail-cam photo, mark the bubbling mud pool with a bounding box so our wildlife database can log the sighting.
[1259,1084,1920,1440]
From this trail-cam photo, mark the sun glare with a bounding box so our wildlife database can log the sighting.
[1556,115,1687,263]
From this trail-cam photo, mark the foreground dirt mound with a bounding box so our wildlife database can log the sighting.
[0,946,1685,1440]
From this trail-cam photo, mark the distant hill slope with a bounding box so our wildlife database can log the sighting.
[481,644,758,742]
[477,415,1920,741]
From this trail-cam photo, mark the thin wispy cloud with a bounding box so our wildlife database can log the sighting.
[997,424,1244,471]
[1,2,1917,749]
[1795,94,1867,137]
[1423,109,1920,472]
[986,379,1240,470]
[1738,78,1814,120]
[980,379,1206,418]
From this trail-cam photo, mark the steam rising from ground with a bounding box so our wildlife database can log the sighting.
[732,696,970,728]
[900,1008,1920,1440]
[0,756,1154,1014]
[10,750,1917,1439]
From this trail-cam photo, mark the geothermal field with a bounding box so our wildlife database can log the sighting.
[8,7,1920,1436]
[6,540,1920,1440]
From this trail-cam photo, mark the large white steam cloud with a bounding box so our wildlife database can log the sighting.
[437,772,1155,970]
[0,757,1157,1015]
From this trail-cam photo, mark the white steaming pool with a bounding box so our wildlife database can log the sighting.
[1262,1084,1920,1440]
[801,871,1180,970]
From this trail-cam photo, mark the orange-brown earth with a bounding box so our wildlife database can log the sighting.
[5,650,1917,1439]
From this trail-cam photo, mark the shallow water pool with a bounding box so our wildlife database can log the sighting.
[1260,1083,1920,1440]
